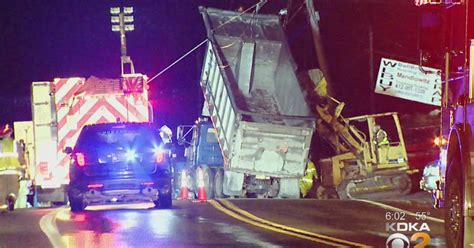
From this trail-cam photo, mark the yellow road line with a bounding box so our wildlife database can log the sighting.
[218,199,370,247]
[208,200,341,247]
[208,200,349,247]
[39,206,68,248]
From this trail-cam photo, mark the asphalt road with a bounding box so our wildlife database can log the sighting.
[0,192,446,247]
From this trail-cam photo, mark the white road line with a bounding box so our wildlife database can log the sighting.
[355,199,445,223]
[39,207,67,248]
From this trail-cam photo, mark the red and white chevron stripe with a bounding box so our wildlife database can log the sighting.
[52,76,150,184]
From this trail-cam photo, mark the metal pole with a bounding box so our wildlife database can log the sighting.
[111,7,135,76]
[120,13,127,57]
[444,51,450,108]
[369,26,375,114]
[305,0,334,96]
[463,0,469,129]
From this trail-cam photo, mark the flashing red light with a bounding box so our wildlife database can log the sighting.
[415,0,432,5]
[87,183,104,189]
[141,182,155,186]
[415,0,462,6]
[76,153,85,167]
[156,151,165,163]
[39,162,49,176]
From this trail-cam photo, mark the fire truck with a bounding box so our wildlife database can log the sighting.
[415,0,474,247]
[30,75,152,205]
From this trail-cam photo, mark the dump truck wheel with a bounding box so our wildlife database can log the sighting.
[195,166,214,199]
[214,168,224,198]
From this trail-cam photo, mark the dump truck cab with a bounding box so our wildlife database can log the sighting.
[177,117,225,199]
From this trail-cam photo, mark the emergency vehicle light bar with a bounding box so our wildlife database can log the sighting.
[415,0,463,6]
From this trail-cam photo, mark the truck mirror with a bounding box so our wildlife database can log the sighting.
[64,147,73,154]
[177,126,184,143]
[160,125,173,144]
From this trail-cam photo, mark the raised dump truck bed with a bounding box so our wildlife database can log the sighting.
[198,7,315,198]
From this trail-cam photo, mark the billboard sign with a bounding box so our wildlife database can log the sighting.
[375,58,442,106]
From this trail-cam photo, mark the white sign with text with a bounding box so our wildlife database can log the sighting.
[375,58,442,106]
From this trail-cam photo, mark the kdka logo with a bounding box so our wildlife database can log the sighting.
[385,219,431,247]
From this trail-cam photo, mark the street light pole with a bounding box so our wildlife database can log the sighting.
[369,26,375,114]
[111,7,135,76]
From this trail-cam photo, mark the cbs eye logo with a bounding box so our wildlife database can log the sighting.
[386,232,431,248]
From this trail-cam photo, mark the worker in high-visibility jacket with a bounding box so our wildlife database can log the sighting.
[0,124,26,210]
[0,125,21,171]
[374,124,389,164]
[300,160,318,198]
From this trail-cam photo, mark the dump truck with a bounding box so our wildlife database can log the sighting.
[30,74,152,205]
[179,7,315,199]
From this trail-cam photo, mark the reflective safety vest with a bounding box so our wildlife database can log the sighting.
[376,129,389,147]
[300,160,318,198]
[0,138,21,171]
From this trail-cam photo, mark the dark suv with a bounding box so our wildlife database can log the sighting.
[66,123,172,212]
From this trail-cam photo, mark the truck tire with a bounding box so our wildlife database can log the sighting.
[213,168,224,198]
[156,193,172,209]
[70,198,85,212]
[445,158,464,248]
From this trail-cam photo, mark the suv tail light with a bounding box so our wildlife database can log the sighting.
[87,183,104,189]
[141,182,155,186]
[76,153,86,167]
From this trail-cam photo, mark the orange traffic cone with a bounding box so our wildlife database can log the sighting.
[180,170,189,200]
[196,167,207,202]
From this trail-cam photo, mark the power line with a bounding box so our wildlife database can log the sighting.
[148,1,268,83]
[148,39,207,83]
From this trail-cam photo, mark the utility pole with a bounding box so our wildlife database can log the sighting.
[369,26,375,114]
[305,0,334,96]
[110,7,135,76]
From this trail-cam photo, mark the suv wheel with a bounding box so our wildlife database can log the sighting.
[155,193,172,209]
[70,198,85,212]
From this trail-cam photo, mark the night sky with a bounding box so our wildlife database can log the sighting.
[1,1,439,129]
